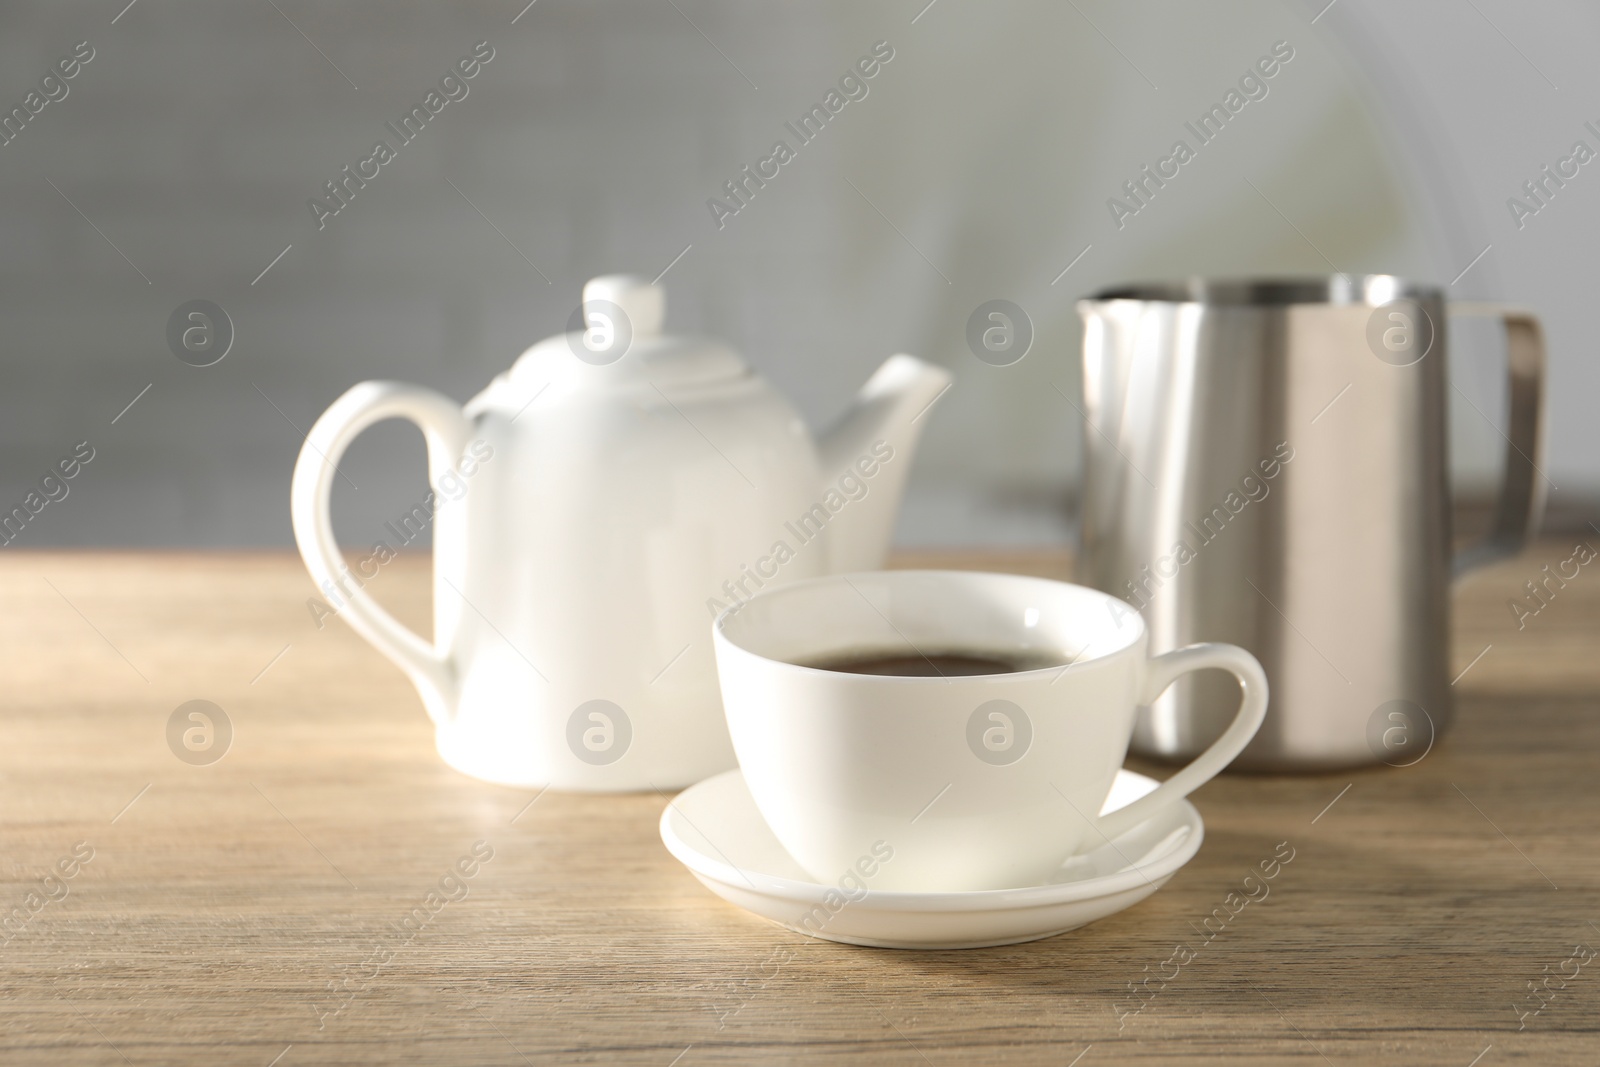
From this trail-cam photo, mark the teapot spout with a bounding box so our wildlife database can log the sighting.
[816,354,952,572]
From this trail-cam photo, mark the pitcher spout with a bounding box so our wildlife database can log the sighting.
[816,354,952,572]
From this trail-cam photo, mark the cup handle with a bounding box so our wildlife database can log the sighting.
[1446,304,1546,576]
[1094,643,1269,841]
[289,381,473,724]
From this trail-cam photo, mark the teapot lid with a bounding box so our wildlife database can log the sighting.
[500,274,747,396]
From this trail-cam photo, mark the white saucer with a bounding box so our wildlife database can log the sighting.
[660,768,1204,950]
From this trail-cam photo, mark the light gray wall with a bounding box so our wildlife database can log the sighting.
[0,0,1589,550]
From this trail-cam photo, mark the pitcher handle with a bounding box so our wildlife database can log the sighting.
[290,381,473,723]
[1448,305,1546,576]
[1095,642,1268,841]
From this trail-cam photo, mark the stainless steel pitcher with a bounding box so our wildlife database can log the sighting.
[1076,276,1544,771]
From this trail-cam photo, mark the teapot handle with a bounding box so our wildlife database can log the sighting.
[290,381,473,723]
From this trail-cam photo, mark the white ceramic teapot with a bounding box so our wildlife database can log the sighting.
[291,274,950,792]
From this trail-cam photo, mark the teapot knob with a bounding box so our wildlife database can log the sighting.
[583,274,664,338]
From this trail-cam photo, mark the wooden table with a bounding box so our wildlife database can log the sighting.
[2,544,1597,1065]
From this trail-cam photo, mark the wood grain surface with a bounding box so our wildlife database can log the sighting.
[1,544,1597,1065]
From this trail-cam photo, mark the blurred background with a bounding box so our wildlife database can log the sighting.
[0,0,1594,549]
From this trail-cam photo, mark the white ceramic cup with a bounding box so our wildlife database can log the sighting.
[713,570,1268,893]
